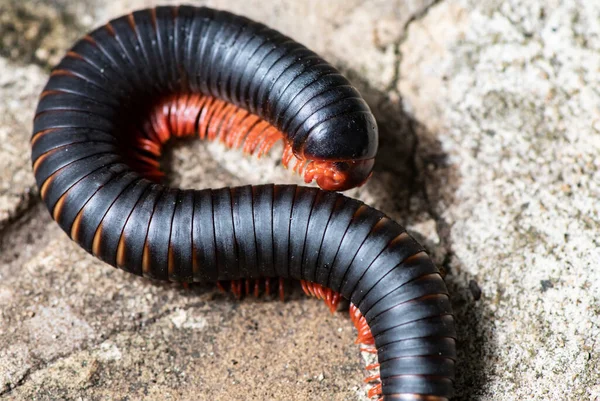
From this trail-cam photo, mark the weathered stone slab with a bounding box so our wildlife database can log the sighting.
[399,1,600,399]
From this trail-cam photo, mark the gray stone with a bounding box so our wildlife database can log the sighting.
[399,1,600,399]
[0,0,98,69]
[0,59,45,231]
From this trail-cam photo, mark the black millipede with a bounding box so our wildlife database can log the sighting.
[30,6,456,400]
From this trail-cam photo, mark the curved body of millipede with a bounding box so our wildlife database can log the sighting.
[30,6,456,400]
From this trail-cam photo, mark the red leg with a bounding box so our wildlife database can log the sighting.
[299,280,342,313]
[349,303,375,345]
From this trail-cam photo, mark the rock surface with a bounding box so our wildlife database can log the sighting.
[399,1,600,399]
[0,0,598,400]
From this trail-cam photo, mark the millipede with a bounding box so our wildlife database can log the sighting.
[30,6,456,400]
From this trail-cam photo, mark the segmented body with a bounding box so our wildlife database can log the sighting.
[31,6,456,400]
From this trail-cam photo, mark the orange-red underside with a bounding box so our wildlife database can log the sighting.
[129,94,381,399]
[125,93,348,190]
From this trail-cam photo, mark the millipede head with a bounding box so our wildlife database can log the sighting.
[303,158,375,191]
[295,107,378,191]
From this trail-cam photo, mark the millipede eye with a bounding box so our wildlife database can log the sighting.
[333,161,351,172]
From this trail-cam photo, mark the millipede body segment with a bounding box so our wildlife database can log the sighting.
[31,6,456,400]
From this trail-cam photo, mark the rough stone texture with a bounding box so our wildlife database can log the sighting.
[0,0,599,400]
[0,0,98,69]
[0,59,45,231]
[399,1,600,400]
